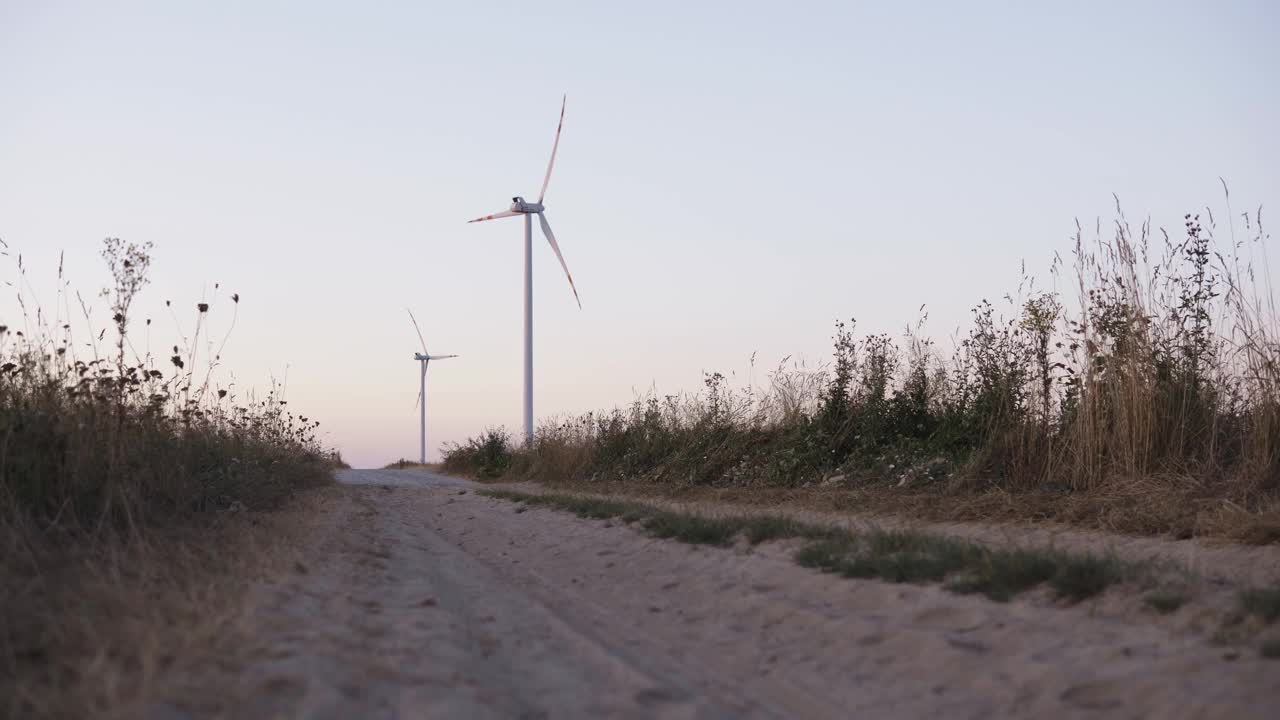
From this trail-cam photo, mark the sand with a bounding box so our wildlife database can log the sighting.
[168,469,1280,719]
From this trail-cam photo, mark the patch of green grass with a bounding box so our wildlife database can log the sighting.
[791,528,1125,602]
[1049,553,1124,602]
[481,489,1132,604]
[1144,589,1188,614]
[482,489,531,503]
[739,515,812,544]
[551,496,636,520]
[792,525,1121,603]
[795,537,861,574]
[736,515,844,545]
[640,512,739,546]
[948,548,1061,602]
[1239,587,1280,624]
[620,508,650,523]
[852,530,982,583]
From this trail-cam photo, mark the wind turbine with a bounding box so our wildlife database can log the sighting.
[468,95,581,444]
[407,309,457,464]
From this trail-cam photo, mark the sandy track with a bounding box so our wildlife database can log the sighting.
[197,469,1277,719]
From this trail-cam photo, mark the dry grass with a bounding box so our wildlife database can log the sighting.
[0,239,335,718]
[448,196,1280,543]
[526,477,1280,544]
[0,502,312,720]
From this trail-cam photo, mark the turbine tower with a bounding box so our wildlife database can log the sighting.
[468,95,581,444]
[408,309,457,464]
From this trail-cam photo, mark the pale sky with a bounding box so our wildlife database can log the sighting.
[2,1,1277,467]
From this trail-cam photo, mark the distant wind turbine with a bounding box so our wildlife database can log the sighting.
[468,94,581,444]
[407,309,457,464]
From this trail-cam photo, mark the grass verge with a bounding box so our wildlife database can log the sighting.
[485,487,1280,658]
[0,239,336,718]
[481,489,1131,604]
[447,198,1280,544]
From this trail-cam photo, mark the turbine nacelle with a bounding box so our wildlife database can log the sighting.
[415,353,458,361]
[510,196,544,213]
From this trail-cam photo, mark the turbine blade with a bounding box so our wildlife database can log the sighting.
[468,210,520,223]
[537,95,566,204]
[537,212,581,309]
[406,308,428,354]
[428,354,459,360]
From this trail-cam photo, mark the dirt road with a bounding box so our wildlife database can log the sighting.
[184,469,1278,719]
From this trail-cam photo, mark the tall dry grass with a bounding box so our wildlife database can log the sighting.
[445,196,1280,540]
[0,239,338,718]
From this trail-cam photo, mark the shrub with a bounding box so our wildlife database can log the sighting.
[441,426,514,479]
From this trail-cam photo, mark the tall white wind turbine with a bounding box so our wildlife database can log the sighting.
[407,309,457,464]
[468,95,581,444]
